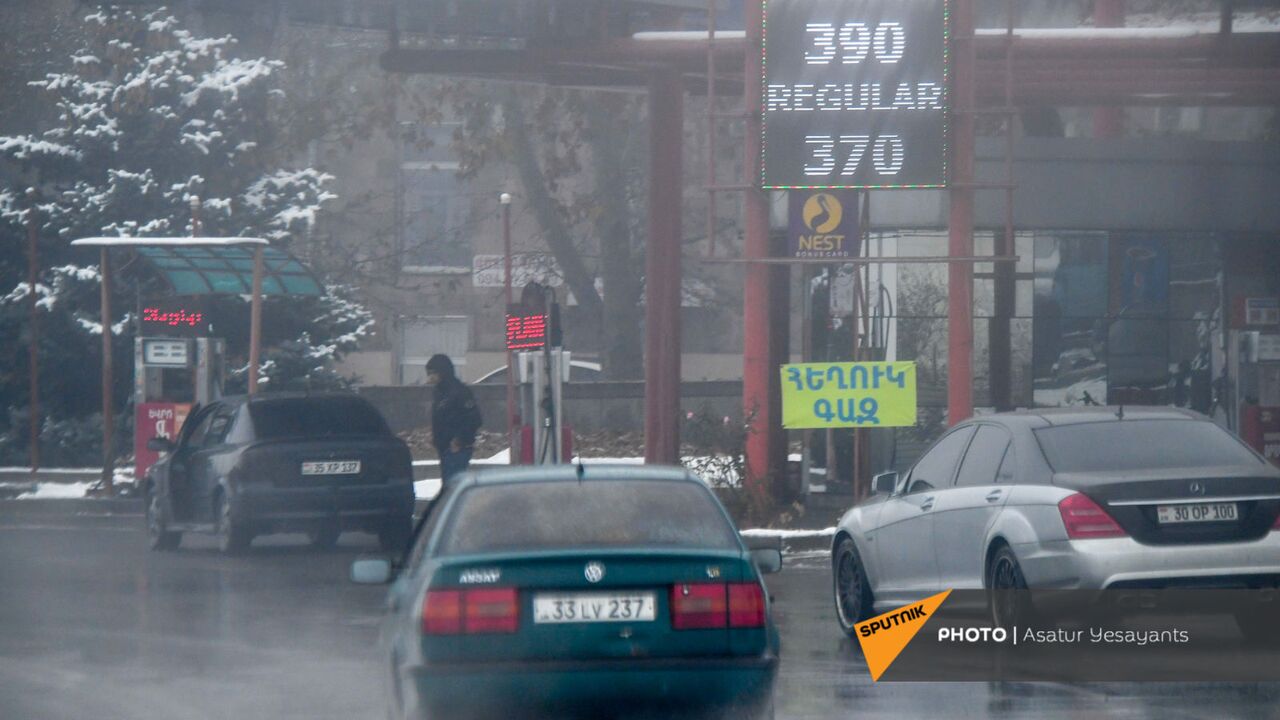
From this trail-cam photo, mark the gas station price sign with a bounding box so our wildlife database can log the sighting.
[762,0,949,189]
[506,305,548,351]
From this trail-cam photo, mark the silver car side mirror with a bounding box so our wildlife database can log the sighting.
[873,471,899,495]
[750,547,783,574]
[350,557,393,584]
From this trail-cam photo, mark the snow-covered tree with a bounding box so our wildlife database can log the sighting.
[0,7,371,465]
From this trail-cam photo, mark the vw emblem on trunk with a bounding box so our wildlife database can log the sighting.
[584,562,606,583]
[1190,482,1206,496]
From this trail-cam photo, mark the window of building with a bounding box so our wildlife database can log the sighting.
[400,122,471,269]
[400,316,469,384]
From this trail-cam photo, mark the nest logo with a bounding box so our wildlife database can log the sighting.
[797,192,848,254]
[803,192,843,234]
[854,590,951,681]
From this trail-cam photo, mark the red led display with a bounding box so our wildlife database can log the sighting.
[506,311,548,350]
[140,298,208,337]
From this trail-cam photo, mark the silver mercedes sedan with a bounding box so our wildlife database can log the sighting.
[832,407,1280,634]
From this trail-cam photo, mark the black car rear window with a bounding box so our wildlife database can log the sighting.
[249,397,389,439]
[437,479,740,555]
[1035,420,1263,474]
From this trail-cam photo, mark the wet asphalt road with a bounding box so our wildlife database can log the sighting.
[2,514,1280,720]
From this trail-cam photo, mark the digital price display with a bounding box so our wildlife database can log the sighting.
[506,307,548,351]
[141,339,191,367]
[140,298,209,338]
[762,0,949,189]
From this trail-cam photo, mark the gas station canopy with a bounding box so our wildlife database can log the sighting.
[70,237,323,296]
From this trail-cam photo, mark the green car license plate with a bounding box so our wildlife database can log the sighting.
[532,592,656,624]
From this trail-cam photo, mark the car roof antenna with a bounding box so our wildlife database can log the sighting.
[576,459,585,483]
[1117,405,1125,420]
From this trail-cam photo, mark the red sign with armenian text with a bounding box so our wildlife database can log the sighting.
[134,403,191,480]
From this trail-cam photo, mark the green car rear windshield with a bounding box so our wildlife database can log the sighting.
[438,479,740,555]
[1035,419,1264,473]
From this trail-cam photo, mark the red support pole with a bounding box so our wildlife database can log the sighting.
[26,200,40,474]
[742,0,775,506]
[100,247,115,495]
[644,67,683,464]
[502,194,516,457]
[1093,0,1125,137]
[948,0,976,426]
[248,245,264,395]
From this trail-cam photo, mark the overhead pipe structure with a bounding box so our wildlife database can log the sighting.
[1093,0,1127,137]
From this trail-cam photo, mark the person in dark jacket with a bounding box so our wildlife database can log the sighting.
[426,354,482,486]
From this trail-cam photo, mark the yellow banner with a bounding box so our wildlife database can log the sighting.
[780,361,918,429]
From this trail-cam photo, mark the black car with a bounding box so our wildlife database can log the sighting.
[144,393,415,554]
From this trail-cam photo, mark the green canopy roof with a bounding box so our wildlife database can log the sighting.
[133,245,324,297]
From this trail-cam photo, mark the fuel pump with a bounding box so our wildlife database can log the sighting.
[509,284,573,464]
[133,298,225,480]
[1234,330,1280,467]
[518,348,571,464]
[1228,297,1280,467]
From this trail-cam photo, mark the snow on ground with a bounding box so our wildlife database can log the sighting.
[414,478,442,500]
[16,481,96,499]
[740,527,837,539]
[0,467,101,474]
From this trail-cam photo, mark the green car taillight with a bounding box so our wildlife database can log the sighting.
[422,588,519,635]
[670,582,766,630]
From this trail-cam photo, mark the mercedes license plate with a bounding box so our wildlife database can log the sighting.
[301,460,361,475]
[533,592,656,624]
[1157,502,1237,524]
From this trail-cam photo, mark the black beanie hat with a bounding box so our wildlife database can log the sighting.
[426,353,455,378]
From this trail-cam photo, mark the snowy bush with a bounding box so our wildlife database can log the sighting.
[0,7,371,465]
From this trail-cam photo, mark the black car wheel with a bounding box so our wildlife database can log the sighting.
[145,489,181,551]
[216,492,251,555]
[987,544,1035,628]
[834,536,874,636]
[308,521,341,550]
[377,517,413,554]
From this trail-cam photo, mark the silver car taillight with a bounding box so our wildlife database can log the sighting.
[1058,493,1127,539]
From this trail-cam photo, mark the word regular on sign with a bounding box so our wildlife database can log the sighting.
[763,0,948,189]
[780,361,918,429]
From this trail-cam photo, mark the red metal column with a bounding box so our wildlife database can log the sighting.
[644,68,684,464]
[248,245,264,394]
[742,0,776,504]
[768,232,790,490]
[99,247,115,495]
[26,200,40,473]
[948,0,976,425]
[1093,0,1125,137]
[501,193,516,450]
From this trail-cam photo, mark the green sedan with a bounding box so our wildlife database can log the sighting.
[351,465,781,720]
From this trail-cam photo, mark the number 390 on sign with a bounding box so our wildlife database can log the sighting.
[804,134,904,178]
